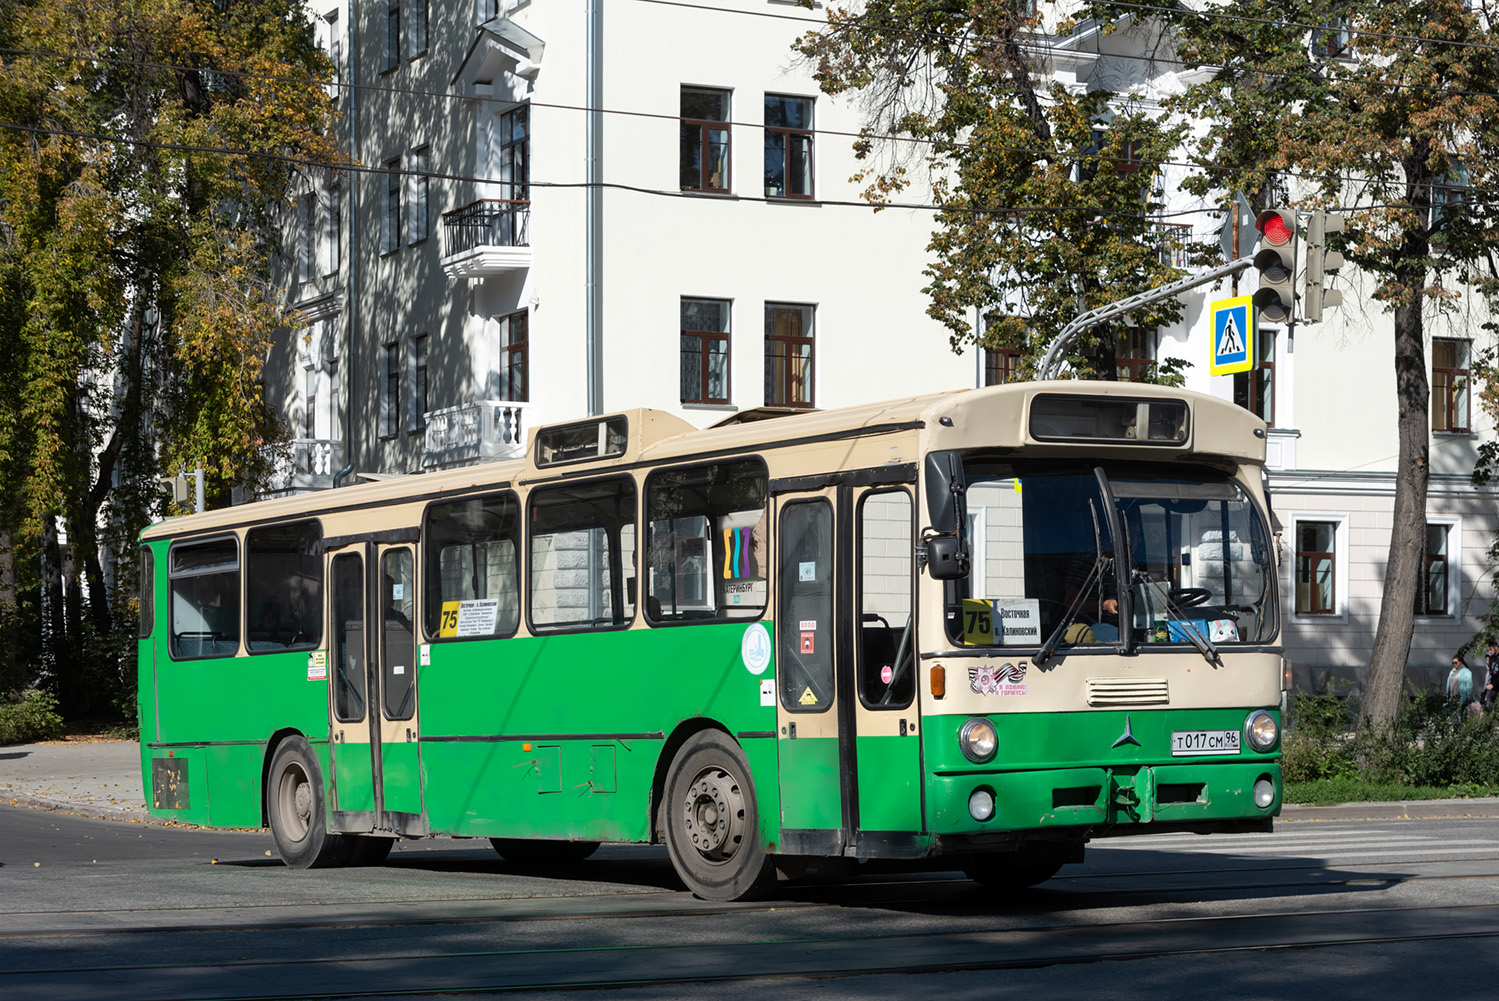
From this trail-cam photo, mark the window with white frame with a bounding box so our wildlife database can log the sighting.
[500,311,528,402]
[381,158,401,255]
[411,335,429,432]
[297,193,316,285]
[318,11,340,101]
[383,2,400,72]
[408,0,427,58]
[408,147,430,245]
[1416,519,1460,617]
[382,341,400,438]
[1292,516,1348,618]
[319,183,340,277]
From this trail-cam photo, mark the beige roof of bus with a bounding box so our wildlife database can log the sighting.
[140,381,1262,541]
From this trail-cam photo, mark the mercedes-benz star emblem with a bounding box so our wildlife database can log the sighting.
[1112,714,1141,749]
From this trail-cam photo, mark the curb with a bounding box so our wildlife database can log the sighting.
[1280,797,1499,822]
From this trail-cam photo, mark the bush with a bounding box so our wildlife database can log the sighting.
[1354,692,1499,788]
[0,688,65,745]
[1281,689,1358,783]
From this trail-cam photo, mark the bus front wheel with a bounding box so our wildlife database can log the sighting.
[663,730,775,901]
[266,736,349,869]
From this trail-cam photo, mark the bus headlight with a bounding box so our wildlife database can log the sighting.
[969,788,996,821]
[1254,776,1276,809]
[959,717,997,763]
[1245,710,1279,752]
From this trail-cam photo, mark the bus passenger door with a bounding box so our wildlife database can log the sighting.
[850,487,923,842]
[374,544,425,829]
[774,490,846,854]
[327,545,375,825]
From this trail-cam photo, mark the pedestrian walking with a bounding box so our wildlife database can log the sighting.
[1483,641,1499,712]
[1447,655,1476,718]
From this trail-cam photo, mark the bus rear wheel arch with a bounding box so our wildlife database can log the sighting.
[663,730,775,901]
[266,735,350,869]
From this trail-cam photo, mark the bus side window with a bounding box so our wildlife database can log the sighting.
[423,492,521,641]
[168,536,240,659]
[529,477,637,631]
[245,521,323,653]
[645,458,768,624]
[139,547,154,639]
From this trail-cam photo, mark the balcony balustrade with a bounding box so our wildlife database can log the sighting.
[423,400,531,468]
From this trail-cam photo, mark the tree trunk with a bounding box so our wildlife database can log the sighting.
[1360,284,1429,728]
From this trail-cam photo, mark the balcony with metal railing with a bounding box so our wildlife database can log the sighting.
[423,400,531,468]
[440,192,531,278]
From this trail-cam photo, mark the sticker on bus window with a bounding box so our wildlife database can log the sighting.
[798,561,816,582]
[962,599,994,645]
[800,632,815,655]
[307,650,327,681]
[799,686,818,705]
[439,598,500,638]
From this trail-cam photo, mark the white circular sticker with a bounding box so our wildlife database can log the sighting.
[741,623,772,676]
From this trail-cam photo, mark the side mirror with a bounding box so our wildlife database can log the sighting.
[926,534,971,580]
[924,450,967,534]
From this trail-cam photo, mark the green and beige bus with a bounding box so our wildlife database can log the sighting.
[138,381,1284,900]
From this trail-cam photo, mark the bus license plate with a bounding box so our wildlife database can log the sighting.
[1171,729,1240,756]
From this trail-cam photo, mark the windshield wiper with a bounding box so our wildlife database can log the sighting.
[1033,551,1108,667]
[1141,578,1222,667]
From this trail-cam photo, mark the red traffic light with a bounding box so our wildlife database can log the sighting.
[1256,210,1294,246]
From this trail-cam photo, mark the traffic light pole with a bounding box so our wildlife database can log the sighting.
[1037,256,1256,380]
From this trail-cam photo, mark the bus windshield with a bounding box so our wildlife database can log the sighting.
[953,460,1277,650]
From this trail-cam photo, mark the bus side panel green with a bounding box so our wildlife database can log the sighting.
[382,741,423,815]
[332,745,375,814]
[855,734,922,833]
[419,624,776,842]
[740,736,781,849]
[155,651,329,748]
[142,746,213,826]
[205,743,265,827]
[778,734,841,830]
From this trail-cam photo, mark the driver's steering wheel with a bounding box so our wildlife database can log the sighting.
[1167,587,1213,608]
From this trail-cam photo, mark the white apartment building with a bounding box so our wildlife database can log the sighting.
[264,3,1497,697]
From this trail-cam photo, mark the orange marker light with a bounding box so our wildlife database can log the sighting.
[930,664,946,699]
[522,743,532,752]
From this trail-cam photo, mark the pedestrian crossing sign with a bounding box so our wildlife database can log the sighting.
[1209,295,1254,376]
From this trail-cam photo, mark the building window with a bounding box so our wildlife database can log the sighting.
[1416,523,1452,616]
[408,147,429,245]
[1114,328,1156,382]
[764,95,813,199]
[501,311,528,402]
[408,0,427,58]
[1431,164,1469,243]
[304,367,317,441]
[681,87,731,193]
[1294,521,1337,616]
[681,298,731,405]
[412,335,429,432]
[500,105,529,203]
[1432,337,1471,433]
[297,193,316,285]
[382,342,400,438]
[1234,328,1275,424]
[383,2,400,72]
[319,184,340,277]
[1312,18,1351,58]
[765,303,814,408]
[319,12,341,101]
[381,158,401,255]
[983,346,1023,386]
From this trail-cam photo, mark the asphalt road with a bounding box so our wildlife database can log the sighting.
[5,805,1499,1000]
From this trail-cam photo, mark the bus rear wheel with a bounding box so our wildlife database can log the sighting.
[266,736,349,869]
[663,730,774,901]
[490,839,600,864]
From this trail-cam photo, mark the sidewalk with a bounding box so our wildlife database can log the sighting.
[3,738,1499,827]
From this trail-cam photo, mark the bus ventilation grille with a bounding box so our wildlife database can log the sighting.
[1086,678,1169,706]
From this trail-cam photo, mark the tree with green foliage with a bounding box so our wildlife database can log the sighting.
[1153,0,1499,729]
[800,0,1499,729]
[0,0,340,716]
[794,1,1195,383]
